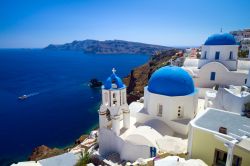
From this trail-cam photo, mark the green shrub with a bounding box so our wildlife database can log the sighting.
[75,152,90,166]
[238,50,249,58]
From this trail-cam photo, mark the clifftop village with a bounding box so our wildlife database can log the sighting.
[13,30,250,166]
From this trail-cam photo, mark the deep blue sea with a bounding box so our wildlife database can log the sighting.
[0,49,149,166]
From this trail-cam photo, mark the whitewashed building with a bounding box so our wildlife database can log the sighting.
[98,66,198,162]
[183,33,250,89]
[183,33,250,115]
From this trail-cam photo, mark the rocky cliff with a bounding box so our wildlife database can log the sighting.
[28,134,88,161]
[123,49,183,103]
[44,40,171,55]
[28,145,65,161]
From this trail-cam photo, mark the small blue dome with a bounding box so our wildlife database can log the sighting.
[204,33,236,45]
[104,72,125,90]
[148,66,195,96]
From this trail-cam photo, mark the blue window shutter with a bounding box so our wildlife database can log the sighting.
[215,52,220,60]
[210,72,216,81]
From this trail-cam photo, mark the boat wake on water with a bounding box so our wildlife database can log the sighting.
[18,92,40,100]
[26,92,40,97]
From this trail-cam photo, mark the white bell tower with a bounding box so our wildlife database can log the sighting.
[98,68,130,136]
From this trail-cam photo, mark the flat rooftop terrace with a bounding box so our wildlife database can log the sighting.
[193,108,250,137]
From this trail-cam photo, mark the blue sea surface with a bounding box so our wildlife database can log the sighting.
[0,49,149,166]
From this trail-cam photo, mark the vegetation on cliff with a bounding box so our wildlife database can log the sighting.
[75,152,90,166]
[28,145,65,161]
[123,49,183,103]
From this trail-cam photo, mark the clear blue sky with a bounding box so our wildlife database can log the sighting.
[0,0,250,48]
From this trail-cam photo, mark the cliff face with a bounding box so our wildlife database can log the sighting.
[44,40,171,55]
[123,49,182,103]
[28,134,88,161]
[28,145,65,161]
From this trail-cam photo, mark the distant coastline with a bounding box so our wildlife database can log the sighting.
[44,39,172,55]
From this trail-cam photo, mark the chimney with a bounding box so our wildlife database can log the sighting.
[219,127,227,134]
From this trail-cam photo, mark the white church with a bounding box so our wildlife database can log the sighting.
[98,33,250,163]
[183,33,250,115]
[98,66,198,161]
[183,33,250,88]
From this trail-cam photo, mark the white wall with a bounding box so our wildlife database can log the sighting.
[200,45,238,70]
[198,59,237,71]
[195,62,247,88]
[197,87,213,99]
[144,88,198,121]
[212,88,250,114]
[98,128,151,162]
[135,111,189,135]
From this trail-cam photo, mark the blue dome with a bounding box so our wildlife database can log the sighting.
[104,72,125,90]
[148,66,195,96]
[204,33,236,45]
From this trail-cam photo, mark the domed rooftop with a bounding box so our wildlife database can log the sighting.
[204,33,236,45]
[148,66,195,96]
[104,68,125,90]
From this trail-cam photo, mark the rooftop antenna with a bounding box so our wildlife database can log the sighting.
[112,68,116,74]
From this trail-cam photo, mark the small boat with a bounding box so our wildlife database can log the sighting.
[18,95,28,100]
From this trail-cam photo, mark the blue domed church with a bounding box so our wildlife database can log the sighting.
[183,33,250,88]
[144,66,198,123]
[99,66,199,162]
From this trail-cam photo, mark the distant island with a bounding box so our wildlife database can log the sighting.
[44,40,172,54]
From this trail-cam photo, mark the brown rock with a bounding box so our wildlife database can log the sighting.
[74,134,89,145]
[28,145,65,161]
[28,134,89,161]
[123,49,181,104]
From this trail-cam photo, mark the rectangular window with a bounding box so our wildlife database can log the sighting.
[204,51,207,59]
[213,149,242,166]
[210,72,216,81]
[215,51,220,60]
[229,51,233,60]
[157,104,163,117]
